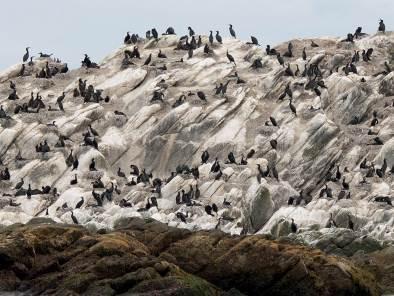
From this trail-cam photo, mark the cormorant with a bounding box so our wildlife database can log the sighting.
[143,53,152,66]
[209,31,214,45]
[234,71,245,84]
[276,53,284,66]
[215,31,222,44]
[124,32,131,44]
[211,158,220,172]
[27,184,32,199]
[342,177,349,190]
[227,152,236,164]
[266,45,277,55]
[14,178,24,190]
[188,26,195,36]
[23,47,30,62]
[118,167,126,178]
[130,164,139,176]
[226,50,236,65]
[28,56,35,66]
[115,110,127,117]
[60,63,68,73]
[249,36,259,45]
[75,197,84,209]
[89,159,96,171]
[152,28,158,39]
[197,91,206,102]
[197,35,202,47]
[373,137,384,145]
[246,149,255,158]
[66,150,74,167]
[18,64,25,77]
[302,48,307,60]
[38,52,53,58]
[378,19,385,33]
[212,203,218,213]
[150,196,159,209]
[270,116,278,127]
[229,24,236,38]
[240,154,247,165]
[70,174,78,185]
[311,40,319,47]
[71,156,79,170]
[337,190,346,200]
[158,50,167,58]
[176,212,188,223]
[290,218,297,233]
[251,58,263,69]
[92,189,102,206]
[270,139,278,150]
[295,65,300,76]
[205,205,214,216]
[71,211,79,224]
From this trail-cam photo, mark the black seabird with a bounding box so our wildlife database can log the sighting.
[215,31,223,44]
[229,24,236,38]
[23,47,30,62]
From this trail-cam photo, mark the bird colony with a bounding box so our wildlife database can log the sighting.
[0,22,394,249]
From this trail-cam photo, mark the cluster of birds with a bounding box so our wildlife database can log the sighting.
[20,47,68,78]
[0,20,392,234]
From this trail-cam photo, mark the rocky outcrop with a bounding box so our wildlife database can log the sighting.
[0,218,380,295]
[353,246,394,295]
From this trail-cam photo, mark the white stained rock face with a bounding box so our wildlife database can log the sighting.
[0,31,394,249]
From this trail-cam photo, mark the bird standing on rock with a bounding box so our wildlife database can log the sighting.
[378,19,385,33]
[197,91,206,102]
[23,47,30,62]
[229,24,236,38]
[216,31,223,44]
[226,50,236,65]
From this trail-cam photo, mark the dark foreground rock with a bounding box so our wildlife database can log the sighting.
[0,218,380,296]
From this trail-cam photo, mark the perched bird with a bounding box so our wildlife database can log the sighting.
[249,36,259,45]
[70,174,78,185]
[23,47,30,62]
[229,24,236,38]
[378,19,385,33]
[290,218,297,233]
[209,31,214,45]
[71,211,79,224]
[226,51,236,65]
[289,99,297,116]
[215,31,222,44]
[117,167,126,178]
[143,53,152,66]
[201,150,209,163]
[197,91,207,102]
[311,40,319,47]
[14,178,24,190]
[75,197,84,209]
